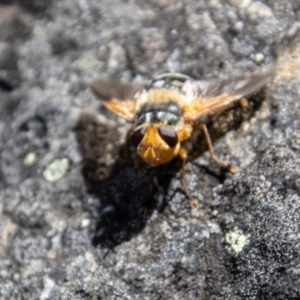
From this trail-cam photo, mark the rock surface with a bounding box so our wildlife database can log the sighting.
[0,1,300,299]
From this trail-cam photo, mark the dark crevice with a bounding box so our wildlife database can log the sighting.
[19,116,48,137]
[0,78,14,91]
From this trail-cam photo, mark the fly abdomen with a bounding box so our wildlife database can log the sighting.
[147,73,190,92]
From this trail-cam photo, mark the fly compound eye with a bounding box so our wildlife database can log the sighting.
[131,127,147,147]
[158,126,178,148]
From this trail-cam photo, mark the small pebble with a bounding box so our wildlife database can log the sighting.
[23,152,37,166]
[252,53,264,63]
[81,218,91,228]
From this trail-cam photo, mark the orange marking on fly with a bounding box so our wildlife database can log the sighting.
[132,124,181,167]
[239,98,249,108]
[91,71,271,205]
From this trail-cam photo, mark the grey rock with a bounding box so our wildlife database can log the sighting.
[0,1,299,300]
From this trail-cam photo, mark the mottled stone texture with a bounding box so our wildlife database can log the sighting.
[0,0,300,299]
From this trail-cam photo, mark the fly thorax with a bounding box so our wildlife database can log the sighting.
[134,101,181,127]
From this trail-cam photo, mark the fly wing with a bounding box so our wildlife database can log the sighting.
[182,71,272,124]
[91,78,145,122]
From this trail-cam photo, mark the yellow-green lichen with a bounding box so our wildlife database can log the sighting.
[225,227,250,255]
[43,158,69,182]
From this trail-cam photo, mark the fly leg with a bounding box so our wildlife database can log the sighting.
[178,148,198,208]
[121,129,133,164]
[134,156,153,193]
[195,123,238,173]
[135,157,154,214]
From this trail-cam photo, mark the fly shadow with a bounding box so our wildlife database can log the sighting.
[74,81,267,249]
[74,109,183,249]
